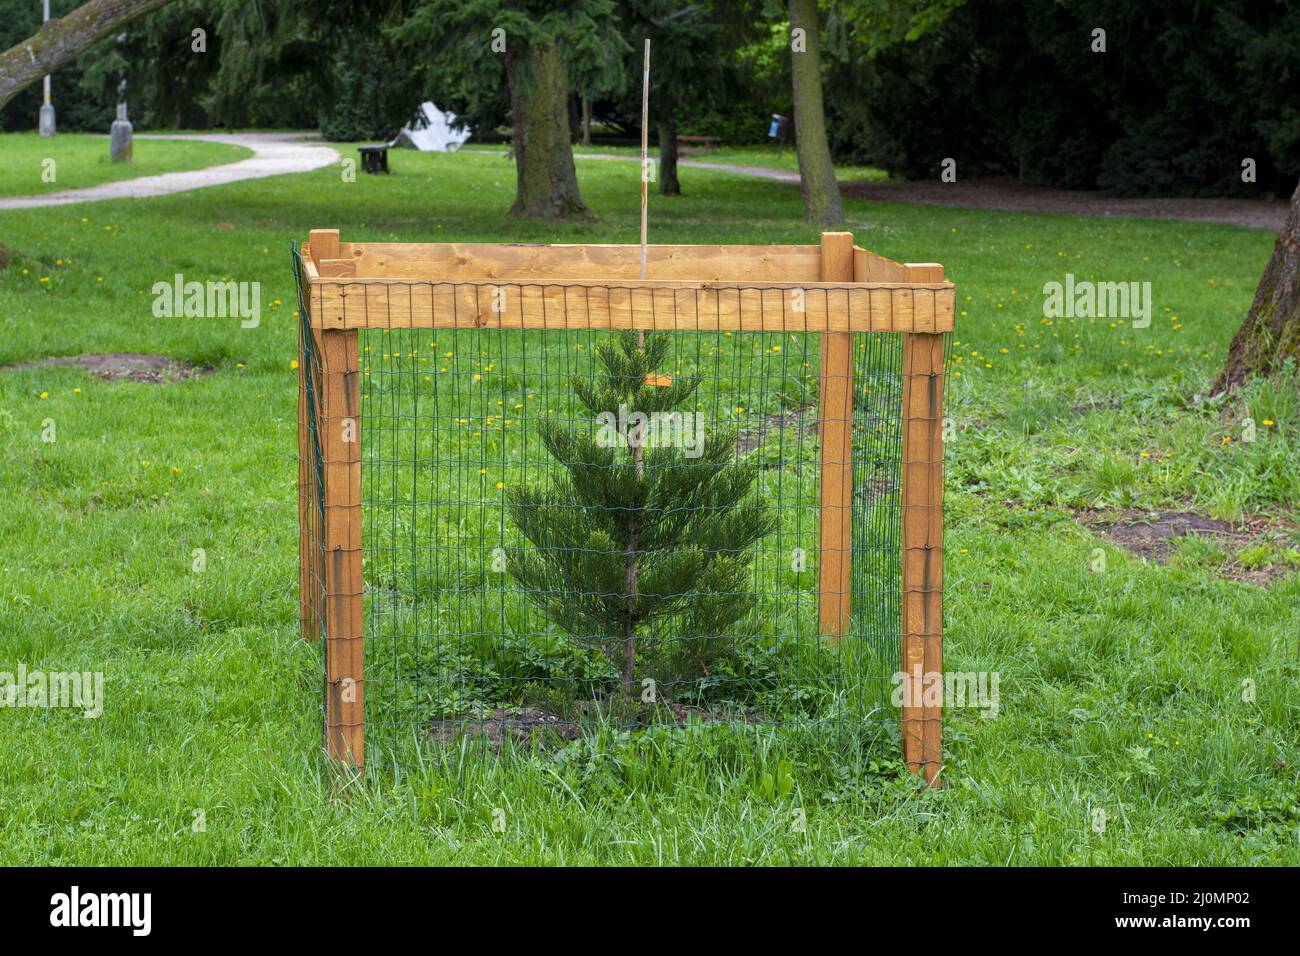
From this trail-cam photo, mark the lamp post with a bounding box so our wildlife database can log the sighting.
[38,0,56,136]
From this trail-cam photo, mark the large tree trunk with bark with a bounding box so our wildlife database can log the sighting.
[1214,179,1300,393]
[658,107,680,197]
[507,43,590,219]
[0,0,175,110]
[788,0,843,226]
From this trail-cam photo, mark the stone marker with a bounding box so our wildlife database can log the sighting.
[110,90,133,164]
[39,99,55,137]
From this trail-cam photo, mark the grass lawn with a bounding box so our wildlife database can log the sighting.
[0,132,251,198]
[0,147,1296,864]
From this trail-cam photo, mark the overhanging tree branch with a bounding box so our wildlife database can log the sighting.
[0,0,176,111]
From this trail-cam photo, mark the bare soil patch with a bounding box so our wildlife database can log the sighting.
[736,407,816,457]
[1071,396,1123,415]
[1082,510,1238,561]
[1,353,212,383]
[430,701,766,750]
[430,708,583,748]
[1079,508,1297,586]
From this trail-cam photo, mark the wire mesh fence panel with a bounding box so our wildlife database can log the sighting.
[295,234,952,775]
[354,327,902,749]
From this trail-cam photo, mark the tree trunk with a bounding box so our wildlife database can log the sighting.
[0,0,175,110]
[507,43,591,219]
[788,0,843,226]
[658,109,680,197]
[1214,179,1300,393]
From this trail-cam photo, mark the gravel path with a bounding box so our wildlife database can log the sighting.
[572,151,800,183]
[0,132,339,210]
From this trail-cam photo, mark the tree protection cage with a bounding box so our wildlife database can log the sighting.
[294,229,952,784]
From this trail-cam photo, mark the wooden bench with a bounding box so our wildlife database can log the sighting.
[676,135,721,152]
[358,144,390,174]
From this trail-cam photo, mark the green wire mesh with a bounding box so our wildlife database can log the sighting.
[294,246,930,754]
[360,333,903,746]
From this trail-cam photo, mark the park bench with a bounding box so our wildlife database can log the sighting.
[676,134,721,152]
[358,144,390,174]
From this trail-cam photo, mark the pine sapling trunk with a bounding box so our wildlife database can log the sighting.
[622,383,646,696]
[624,517,639,696]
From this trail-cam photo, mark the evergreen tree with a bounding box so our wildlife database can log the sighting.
[506,331,775,697]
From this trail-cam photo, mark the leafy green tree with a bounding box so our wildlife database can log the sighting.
[506,332,775,695]
[395,0,629,217]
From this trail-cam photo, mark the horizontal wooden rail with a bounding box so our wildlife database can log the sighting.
[306,237,828,281]
[305,278,954,333]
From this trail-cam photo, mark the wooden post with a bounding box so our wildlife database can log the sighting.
[318,322,363,768]
[817,231,855,642]
[901,264,946,785]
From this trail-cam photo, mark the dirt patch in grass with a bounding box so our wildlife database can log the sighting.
[430,701,767,750]
[1071,397,1122,415]
[736,407,816,457]
[430,708,584,749]
[1079,508,1298,586]
[1,353,213,383]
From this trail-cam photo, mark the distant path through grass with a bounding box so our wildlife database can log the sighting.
[0,132,336,209]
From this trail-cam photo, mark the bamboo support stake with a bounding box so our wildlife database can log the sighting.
[639,38,650,283]
[901,262,946,785]
[319,325,364,768]
[817,231,855,642]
